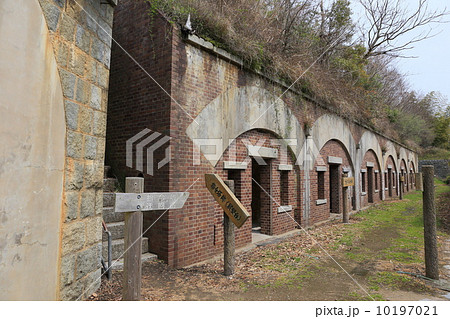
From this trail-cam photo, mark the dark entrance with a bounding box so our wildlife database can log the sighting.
[329,164,340,214]
[251,158,261,229]
[388,168,392,197]
[368,167,374,203]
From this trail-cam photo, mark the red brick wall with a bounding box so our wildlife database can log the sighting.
[409,162,416,190]
[311,140,353,224]
[400,159,407,194]
[385,155,397,198]
[106,0,173,261]
[361,150,382,207]
[107,3,415,268]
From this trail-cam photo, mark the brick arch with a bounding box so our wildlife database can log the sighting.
[410,161,416,173]
[359,131,383,168]
[186,86,304,167]
[216,128,299,236]
[310,139,355,224]
[383,141,398,171]
[362,149,382,172]
[307,114,357,167]
[385,155,398,197]
[361,149,383,204]
[409,161,417,189]
[399,147,409,170]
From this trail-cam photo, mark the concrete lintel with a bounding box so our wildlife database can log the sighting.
[223,161,248,170]
[366,162,374,168]
[343,168,350,173]
[328,156,342,164]
[278,164,293,171]
[316,199,327,205]
[385,188,388,191]
[247,145,278,159]
[388,165,392,169]
[361,169,367,173]
[361,192,367,196]
[186,34,244,66]
[316,166,327,172]
[277,205,293,213]
[375,190,379,193]
[375,170,379,173]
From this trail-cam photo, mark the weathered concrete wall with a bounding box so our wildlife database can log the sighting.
[419,160,449,180]
[0,0,116,300]
[0,0,65,300]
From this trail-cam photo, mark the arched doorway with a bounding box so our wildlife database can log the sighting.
[312,139,354,224]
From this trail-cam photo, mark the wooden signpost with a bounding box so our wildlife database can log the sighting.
[205,174,250,276]
[204,174,250,228]
[342,177,354,188]
[342,175,353,223]
[115,177,190,301]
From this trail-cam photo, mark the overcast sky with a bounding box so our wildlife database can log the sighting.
[349,0,450,100]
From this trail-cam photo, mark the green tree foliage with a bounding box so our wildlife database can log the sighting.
[433,105,450,150]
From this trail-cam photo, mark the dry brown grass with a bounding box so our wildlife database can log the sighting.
[147,0,403,139]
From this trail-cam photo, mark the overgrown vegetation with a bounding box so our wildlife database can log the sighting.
[145,0,449,153]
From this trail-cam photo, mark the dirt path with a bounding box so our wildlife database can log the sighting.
[93,186,450,301]
[93,223,448,301]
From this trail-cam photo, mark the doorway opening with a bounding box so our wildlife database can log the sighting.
[329,164,341,214]
[251,158,272,236]
[388,168,392,197]
[251,158,261,230]
[368,167,374,203]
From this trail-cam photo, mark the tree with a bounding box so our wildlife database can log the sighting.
[359,0,448,59]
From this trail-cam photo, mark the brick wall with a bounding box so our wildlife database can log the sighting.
[107,2,417,269]
[311,140,353,225]
[361,150,382,207]
[106,0,174,261]
[38,0,116,299]
[385,155,397,198]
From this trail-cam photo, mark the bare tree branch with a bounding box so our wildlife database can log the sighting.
[359,0,449,59]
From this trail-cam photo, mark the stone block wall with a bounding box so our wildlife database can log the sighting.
[419,160,449,180]
[38,0,115,300]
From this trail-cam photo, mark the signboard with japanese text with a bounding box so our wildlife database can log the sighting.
[342,177,355,187]
[205,174,250,228]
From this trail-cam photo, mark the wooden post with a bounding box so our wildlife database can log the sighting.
[416,173,423,191]
[223,180,235,276]
[342,173,349,224]
[422,166,439,280]
[123,177,144,300]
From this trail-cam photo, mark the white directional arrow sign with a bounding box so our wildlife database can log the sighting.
[114,192,190,213]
